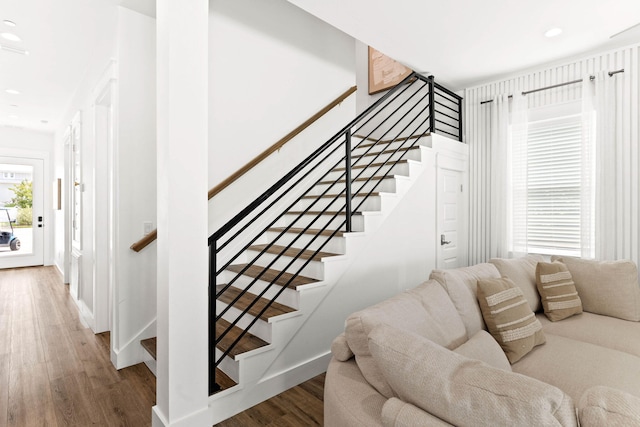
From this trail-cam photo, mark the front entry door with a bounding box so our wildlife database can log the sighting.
[0,156,44,269]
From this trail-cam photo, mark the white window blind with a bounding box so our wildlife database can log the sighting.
[526,113,582,256]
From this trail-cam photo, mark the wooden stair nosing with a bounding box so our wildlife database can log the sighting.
[353,146,419,159]
[226,263,318,288]
[318,175,395,185]
[332,160,408,172]
[300,192,380,200]
[248,244,339,261]
[216,284,297,321]
[353,132,430,147]
[216,318,269,359]
[285,210,362,216]
[267,227,344,238]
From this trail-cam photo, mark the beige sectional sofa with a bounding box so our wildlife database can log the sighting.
[324,256,640,426]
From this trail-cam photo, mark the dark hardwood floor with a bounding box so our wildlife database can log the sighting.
[0,266,155,426]
[0,266,326,427]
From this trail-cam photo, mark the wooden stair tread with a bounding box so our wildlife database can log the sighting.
[333,160,407,172]
[248,244,339,261]
[355,133,430,148]
[318,175,394,185]
[227,264,319,287]
[268,227,344,237]
[286,210,362,216]
[217,318,268,358]
[217,284,297,320]
[353,146,418,158]
[301,192,379,199]
[140,337,157,360]
[212,368,237,394]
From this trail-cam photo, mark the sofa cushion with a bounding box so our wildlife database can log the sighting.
[490,255,544,312]
[430,263,501,338]
[535,261,583,321]
[477,277,546,363]
[330,333,354,362]
[552,257,640,321]
[345,280,467,398]
[536,312,640,358]
[578,386,640,427]
[512,333,640,403]
[324,357,387,427]
[382,398,454,427]
[368,324,577,427]
[453,330,512,372]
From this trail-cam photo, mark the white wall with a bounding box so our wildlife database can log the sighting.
[111,6,157,368]
[208,0,356,191]
[0,127,54,265]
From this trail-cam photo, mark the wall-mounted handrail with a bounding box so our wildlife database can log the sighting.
[209,72,463,394]
[129,85,358,253]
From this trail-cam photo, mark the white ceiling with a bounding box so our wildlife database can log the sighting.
[287,0,640,90]
[1,0,640,134]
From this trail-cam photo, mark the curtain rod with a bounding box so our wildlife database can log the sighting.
[479,69,625,105]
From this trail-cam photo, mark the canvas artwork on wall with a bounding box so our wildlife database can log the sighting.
[368,46,413,94]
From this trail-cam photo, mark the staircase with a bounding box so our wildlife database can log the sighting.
[141,72,465,424]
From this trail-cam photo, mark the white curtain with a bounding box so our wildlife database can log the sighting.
[489,94,510,258]
[591,72,620,259]
[581,72,619,259]
[510,94,529,257]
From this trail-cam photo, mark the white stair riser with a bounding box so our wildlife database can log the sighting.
[217,271,299,309]
[352,140,416,156]
[245,249,325,280]
[325,162,409,181]
[279,213,364,231]
[292,195,381,212]
[352,148,421,164]
[264,231,345,254]
[310,178,397,196]
[216,301,271,343]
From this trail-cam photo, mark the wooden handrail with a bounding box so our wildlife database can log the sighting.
[130,85,358,252]
[208,85,357,199]
[130,229,157,252]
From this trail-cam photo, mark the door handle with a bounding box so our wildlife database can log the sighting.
[441,234,451,246]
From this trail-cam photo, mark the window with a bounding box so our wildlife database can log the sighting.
[525,108,583,256]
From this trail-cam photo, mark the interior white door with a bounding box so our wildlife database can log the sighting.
[437,167,463,269]
[0,156,44,269]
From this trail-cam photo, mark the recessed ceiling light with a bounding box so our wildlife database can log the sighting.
[1,32,21,42]
[3,20,16,28]
[40,119,49,124]
[5,89,20,95]
[545,28,563,38]
[10,104,18,108]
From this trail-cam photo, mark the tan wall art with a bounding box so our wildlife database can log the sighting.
[368,46,413,95]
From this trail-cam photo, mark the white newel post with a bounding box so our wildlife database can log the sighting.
[154,1,209,426]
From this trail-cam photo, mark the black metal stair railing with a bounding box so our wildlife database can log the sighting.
[208,72,463,394]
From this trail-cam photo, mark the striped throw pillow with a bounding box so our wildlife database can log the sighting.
[535,261,583,321]
[477,277,546,363]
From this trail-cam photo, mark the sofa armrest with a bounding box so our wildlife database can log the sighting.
[382,398,453,427]
[579,386,640,426]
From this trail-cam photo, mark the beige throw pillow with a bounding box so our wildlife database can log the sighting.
[477,277,545,363]
[535,261,583,321]
[368,324,577,427]
[552,257,640,321]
